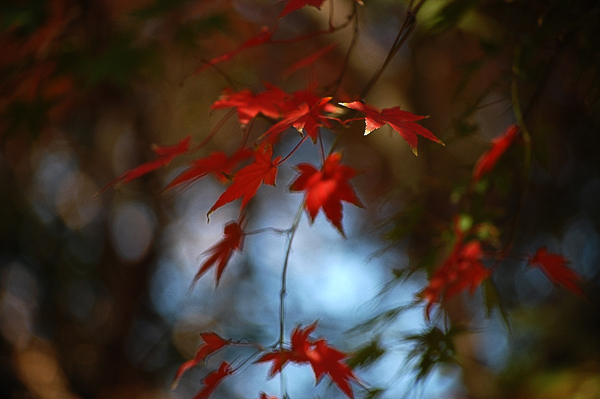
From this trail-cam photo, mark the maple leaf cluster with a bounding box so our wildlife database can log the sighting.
[418,216,587,321]
[258,323,358,399]
[172,332,230,389]
[419,228,491,320]
[169,323,357,399]
[100,72,445,284]
[95,0,591,397]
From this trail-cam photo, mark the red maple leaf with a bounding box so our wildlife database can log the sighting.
[257,322,317,377]
[163,148,253,191]
[472,124,520,182]
[208,146,281,215]
[307,339,357,399]
[528,246,585,298]
[289,153,363,237]
[171,332,230,388]
[257,322,357,399]
[98,136,192,193]
[193,27,273,75]
[194,219,244,286]
[341,101,443,155]
[419,240,491,320]
[261,91,341,143]
[278,0,326,19]
[192,362,233,399]
[210,84,290,126]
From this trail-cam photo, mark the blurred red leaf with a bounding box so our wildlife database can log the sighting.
[192,362,233,399]
[289,153,363,237]
[472,124,520,182]
[99,136,192,193]
[208,146,281,215]
[308,339,357,398]
[278,0,326,19]
[528,246,586,298]
[172,332,230,388]
[163,148,253,191]
[341,101,443,155]
[193,27,273,75]
[419,240,491,320]
[284,43,339,77]
[194,220,244,286]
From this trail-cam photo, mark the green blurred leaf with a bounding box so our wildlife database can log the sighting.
[346,339,386,369]
[362,388,384,399]
[405,326,466,381]
[382,202,424,244]
[428,0,479,35]
[483,278,511,330]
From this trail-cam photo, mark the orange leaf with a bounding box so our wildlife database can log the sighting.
[171,332,230,388]
[99,136,192,193]
[472,124,520,182]
[208,146,280,215]
[528,246,586,298]
[289,153,363,237]
[194,220,244,286]
[341,101,443,155]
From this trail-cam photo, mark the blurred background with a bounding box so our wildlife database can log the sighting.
[1,0,599,398]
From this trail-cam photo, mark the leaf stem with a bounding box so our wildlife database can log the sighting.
[269,7,356,45]
[191,108,236,151]
[511,45,532,173]
[276,135,309,166]
[326,2,359,96]
[495,44,533,258]
[244,227,289,236]
[278,200,305,398]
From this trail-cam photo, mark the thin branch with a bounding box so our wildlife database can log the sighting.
[244,227,290,236]
[277,201,305,399]
[276,135,309,165]
[326,3,360,97]
[360,0,427,99]
[279,203,305,345]
[269,6,356,45]
[191,108,237,151]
